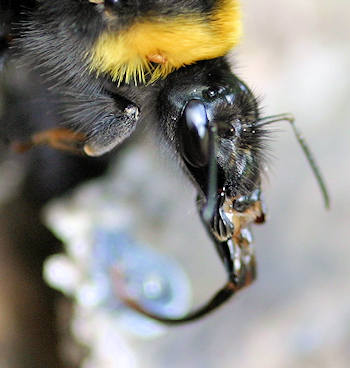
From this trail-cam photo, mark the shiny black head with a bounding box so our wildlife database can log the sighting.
[158,59,267,209]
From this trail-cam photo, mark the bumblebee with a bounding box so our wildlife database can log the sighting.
[0,0,329,324]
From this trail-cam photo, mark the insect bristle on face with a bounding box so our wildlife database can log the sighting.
[0,0,329,324]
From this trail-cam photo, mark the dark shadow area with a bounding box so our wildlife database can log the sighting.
[0,148,111,368]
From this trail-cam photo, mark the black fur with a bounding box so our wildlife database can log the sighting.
[0,0,267,202]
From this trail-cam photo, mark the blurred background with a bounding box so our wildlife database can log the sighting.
[0,0,349,367]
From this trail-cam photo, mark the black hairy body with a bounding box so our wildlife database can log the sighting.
[2,0,264,198]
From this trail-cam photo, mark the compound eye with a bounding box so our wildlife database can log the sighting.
[178,100,210,168]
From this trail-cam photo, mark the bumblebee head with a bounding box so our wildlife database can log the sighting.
[159,59,265,197]
[158,59,267,240]
[177,83,264,197]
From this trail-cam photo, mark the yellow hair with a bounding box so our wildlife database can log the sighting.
[88,0,242,84]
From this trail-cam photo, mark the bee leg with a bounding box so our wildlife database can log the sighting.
[57,89,140,157]
[10,95,140,156]
[112,238,256,325]
[82,104,139,157]
[11,128,87,154]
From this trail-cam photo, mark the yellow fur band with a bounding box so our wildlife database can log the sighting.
[88,0,242,84]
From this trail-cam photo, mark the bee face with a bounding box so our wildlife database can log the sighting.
[153,56,270,252]
[155,58,267,248]
[158,59,264,200]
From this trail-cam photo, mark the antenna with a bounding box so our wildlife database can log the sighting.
[255,113,330,209]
